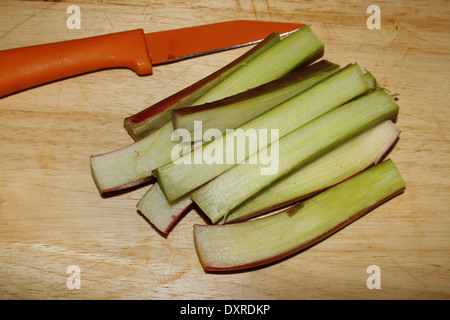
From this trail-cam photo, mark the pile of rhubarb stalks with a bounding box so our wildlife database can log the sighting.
[90,26,405,272]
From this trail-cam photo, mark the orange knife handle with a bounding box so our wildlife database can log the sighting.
[0,29,153,97]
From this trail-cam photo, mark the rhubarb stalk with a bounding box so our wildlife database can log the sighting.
[191,25,324,105]
[137,183,193,234]
[193,159,405,271]
[90,121,180,194]
[172,60,340,137]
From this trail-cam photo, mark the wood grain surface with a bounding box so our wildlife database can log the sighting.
[0,0,449,300]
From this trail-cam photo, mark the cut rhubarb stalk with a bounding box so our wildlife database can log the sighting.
[91,121,183,194]
[193,159,405,271]
[154,63,376,202]
[191,25,324,106]
[137,183,193,234]
[172,60,340,137]
[223,120,400,223]
[191,88,399,223]
[124,33,281,141]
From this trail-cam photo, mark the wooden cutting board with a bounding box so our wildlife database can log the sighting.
[0,0,449,300]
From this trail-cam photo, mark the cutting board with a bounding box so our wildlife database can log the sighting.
[0,0,449,300]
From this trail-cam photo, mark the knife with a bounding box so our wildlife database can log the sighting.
[0,20,303,98]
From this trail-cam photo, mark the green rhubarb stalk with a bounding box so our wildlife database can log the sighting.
[223,120,400,223]
[193,159,405,271]
[90,121,182,194]
[124,33,282,141]
[137,183,193,234]
[191,25,324,106]
[172,60,340,137]
[191,88,399,223]
[154,63,376,202]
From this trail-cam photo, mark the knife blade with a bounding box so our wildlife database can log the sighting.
[0,20,303,98]
[146,20,303,64]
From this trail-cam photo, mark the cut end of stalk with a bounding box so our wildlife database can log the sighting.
[90,121,177,194]
[137,183,193,234]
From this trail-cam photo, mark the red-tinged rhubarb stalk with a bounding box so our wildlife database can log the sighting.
[137,183,193,234]
[223,120,400,223]
[123,33,281,141]
[190,25,324,106]
[90,121,182,194]
[193,159,405,272]
[172,60,340,138]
